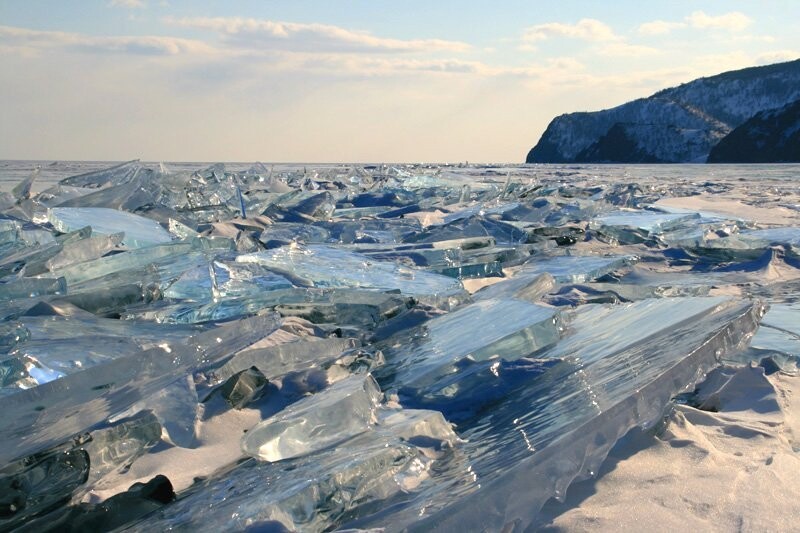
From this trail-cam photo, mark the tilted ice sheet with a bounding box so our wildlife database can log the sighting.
[237,244,466,301]
[359,297,764,531]
[516,254,636,283]
[704,227,800,251]
[241,374,383,462]
[381,298,562,393]
[592,210,699,232]
[740,303,800,372]
[131,401,459,532]
[0,314,281,463]
[47,207,172,249]
[124,287,411,326]
[590,210,701,243]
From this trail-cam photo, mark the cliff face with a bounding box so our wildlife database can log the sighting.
[526,59,800,163]
[707,99,800,163]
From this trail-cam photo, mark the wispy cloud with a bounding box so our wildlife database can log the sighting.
[164,16,471,54]
[687,11,752,32]
[638,11,753,36]
[637,20,687,36]
[521,18,656,58]
[597,42,659,57]
[0,24,215,56]
[523,18,620,43]
[108,0,146,8]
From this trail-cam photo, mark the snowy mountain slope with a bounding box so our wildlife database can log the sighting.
[526,59,800,163]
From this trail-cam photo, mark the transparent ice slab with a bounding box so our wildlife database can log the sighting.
[241,374,383,462]
[237,244,466,303]
[515,254,636,283]
[212,337,358,382]
[371,297,765,532]
[0,313,281,463]
[590,210,700,243]
[163,259,292,302]
[380,298,562,394]
[53,170,163,212]
[58,160,142,189]
[404,217,530,245]
[0,276,66,300]
[47,207,172,249]
[55,238,231,287]
[699,227,800,254]
[731,303,800,373]
[258,222,331,247]
[322,218,422,244]
[124,288,411,326]
[544,280,712,306]
[345,237,529,279]
[134,402,458,532]
[43,232,123,272]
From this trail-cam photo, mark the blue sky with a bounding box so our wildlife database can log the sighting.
[1,1,798,162]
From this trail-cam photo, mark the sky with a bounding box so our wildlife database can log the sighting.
[1,1,798,163]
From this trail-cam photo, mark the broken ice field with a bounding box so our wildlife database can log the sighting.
[0,160,798,531]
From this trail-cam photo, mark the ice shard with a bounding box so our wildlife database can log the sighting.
[515,254,636,284]
[47,207,172,249]
[379,298,562,397]
[241,374,383,462]
[125,287,412,327]
[163,259,292,302]
[590,210,700,243]
[0,160,791,531]
[237,244,467,306]
[212,337,358,382]
[0,314,281,463]
[370,297,765,531]
[730,303,800,373]
[133,402,458,532]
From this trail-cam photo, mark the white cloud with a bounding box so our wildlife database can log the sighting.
[755,50,800,65]
[164,17,471,54]
[108,0,146,8]
[598,42,659,57]
[687,11,752,32]
[523,18,620,43]
[0,25,214,56]
[637,20,687,36]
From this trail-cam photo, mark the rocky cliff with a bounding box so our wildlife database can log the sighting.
[707,98,800,162]
[526,59,800,163]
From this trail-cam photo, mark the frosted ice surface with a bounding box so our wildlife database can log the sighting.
[47,207,172,249]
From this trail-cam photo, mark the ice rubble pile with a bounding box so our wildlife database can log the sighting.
[0,160,797,531]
